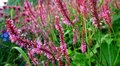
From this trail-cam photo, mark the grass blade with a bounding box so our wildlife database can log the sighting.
[11,47,31,66]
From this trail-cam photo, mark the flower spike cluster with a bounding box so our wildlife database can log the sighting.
[55,16,70,66]
[0,0,112,65]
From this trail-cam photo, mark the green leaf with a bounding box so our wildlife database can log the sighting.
[11,47,31,66]
[10,9,14,18]
[4,64,12,66]
[105,38,113,45]
[64,30,70,36]
[68,48,72,55]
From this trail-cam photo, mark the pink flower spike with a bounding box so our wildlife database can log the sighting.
[80,30,86,53]
[73,29,77,45]
[101,0,112,28]
[80,41,86,53]
[55,0,73,26]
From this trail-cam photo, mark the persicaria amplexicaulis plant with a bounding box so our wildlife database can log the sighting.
[0,0,112,66]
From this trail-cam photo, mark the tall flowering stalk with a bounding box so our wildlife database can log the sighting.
[101,0,112,28]
[55,16,70,66]
[25,0,37,24]
[80,30,86,53]
[76,0,87,52]
[89,0,100,28]
[38,0,47,26]
[76,0,88,17]
[54,0,73,26]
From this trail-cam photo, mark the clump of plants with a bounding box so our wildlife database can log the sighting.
[0,0,120,66]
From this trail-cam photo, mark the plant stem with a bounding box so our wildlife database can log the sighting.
[97,29,102,66]
[84,17,91,66]
[111,27,119,66]
[108,44,112,66]
[114,47,120,65]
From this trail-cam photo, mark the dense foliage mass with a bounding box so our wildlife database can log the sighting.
[0,0,120,66]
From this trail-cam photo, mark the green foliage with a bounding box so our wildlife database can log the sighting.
[0,42,25,66]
